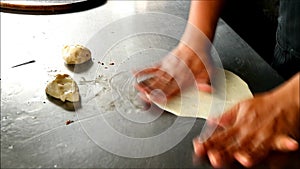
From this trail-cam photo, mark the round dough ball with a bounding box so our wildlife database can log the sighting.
[62,44,91,64]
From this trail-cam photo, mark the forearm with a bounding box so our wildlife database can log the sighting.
[180,0,224,55]
[188,0,224,41]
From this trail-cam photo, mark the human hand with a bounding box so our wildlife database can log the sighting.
[134,43,214,103]
[193,73,300,168]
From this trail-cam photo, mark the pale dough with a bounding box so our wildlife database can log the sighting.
[62,44,91,64]
[149,69,253,119]
[46,74,80,102]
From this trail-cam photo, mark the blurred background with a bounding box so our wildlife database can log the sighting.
[222,0,279,64]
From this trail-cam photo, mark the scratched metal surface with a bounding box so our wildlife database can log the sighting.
[1,1,299,168]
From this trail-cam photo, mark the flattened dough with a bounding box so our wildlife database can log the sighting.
[149,69,253,119]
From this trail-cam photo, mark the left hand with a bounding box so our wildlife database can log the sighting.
[193,73,300,168]
[134,43,214,103]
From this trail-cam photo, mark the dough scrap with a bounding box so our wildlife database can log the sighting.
[46,74,80,102]
[62,44,91,64]
[149,69,253,119]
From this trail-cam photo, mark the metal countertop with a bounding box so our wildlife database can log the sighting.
[1,1,299,168]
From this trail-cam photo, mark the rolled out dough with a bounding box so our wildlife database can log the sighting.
[149,69,253,119]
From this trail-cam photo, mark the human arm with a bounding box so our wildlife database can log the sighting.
[193,72,300,168]
[134,0,224,102]
[187,0,224,41]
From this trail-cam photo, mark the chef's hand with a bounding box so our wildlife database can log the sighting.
[193,73,300,168]
[134,43,214,103]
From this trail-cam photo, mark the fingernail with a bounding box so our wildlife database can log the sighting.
[235,152,251,168]
[208,151,219,168]
[286,138,299,150]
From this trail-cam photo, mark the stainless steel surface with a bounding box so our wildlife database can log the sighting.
[1,1,299,168]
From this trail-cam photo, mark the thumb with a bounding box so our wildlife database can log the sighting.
[195,76,212,93]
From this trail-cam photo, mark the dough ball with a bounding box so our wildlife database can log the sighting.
[62,44,91,64]
[46,74,80,102]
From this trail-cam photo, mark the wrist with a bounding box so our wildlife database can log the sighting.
[175,42,211,64]
[270,72,300,111]
[180,23,212,55]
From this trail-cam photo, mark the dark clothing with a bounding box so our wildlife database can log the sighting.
[272,0,300,79]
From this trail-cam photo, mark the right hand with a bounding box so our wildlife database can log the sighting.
[193,73,300,168]
[134,43,215,103]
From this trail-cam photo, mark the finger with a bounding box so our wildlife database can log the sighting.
[134,67,159,77]
[196,72,213,93]
[197,83,213,93]
[134,82,152,95]
[204,127,239,151]
[203,129,240,167]
[233,134,270,168]
[163,82,180,98]
[141,73,170,90]
[218,103,240,128]
[193,138,206,157]
[207,150,227,168]
[234,151,254,168]
[146,75,180,100]
[148,89,167,104]
[233,142,269,168]
[139,78,173,101]
[272,135,299,152]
